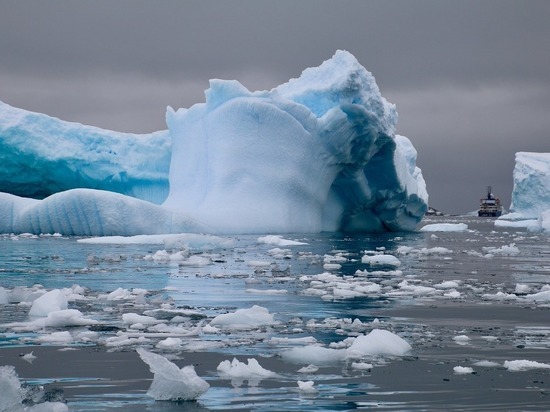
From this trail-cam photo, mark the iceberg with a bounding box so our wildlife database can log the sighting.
[498,152,550,231]
[0,50,428,235]
[136,348,209,401]
[0,100,170,203]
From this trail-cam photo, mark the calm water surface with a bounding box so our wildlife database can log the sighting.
[1,216,549,411]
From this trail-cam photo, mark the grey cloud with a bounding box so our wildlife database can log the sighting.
[1,0,549,214]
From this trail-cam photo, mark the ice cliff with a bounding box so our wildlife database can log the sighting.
[498,152,550,231]
[0,101,170,203]
[0,50,428,235]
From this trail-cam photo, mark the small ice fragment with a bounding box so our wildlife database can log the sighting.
[21,351,36,364]
[217,358,278,380]
[453,335,470,345]
[361,254,401,267]
[297,364,319,373]
[453,366,474,375]
[136,348,209,401]
[503,359,550,371]
[351,362,373,370]
[297,380,316,392]
[472,360,500,367]
[347,329,412,358]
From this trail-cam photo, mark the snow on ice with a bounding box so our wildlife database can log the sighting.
[0,50,428,235]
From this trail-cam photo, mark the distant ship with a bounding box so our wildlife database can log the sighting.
[478,186,502,217]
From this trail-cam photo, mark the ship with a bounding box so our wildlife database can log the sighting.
[478,186,502,217]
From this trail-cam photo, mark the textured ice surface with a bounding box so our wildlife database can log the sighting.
[347,329,412,357]
[0,100,170,203]
[0,365,69,412]
[0,50,427,235]
[164,50,427,233]
[136,348,209,401]
[209,305,277,330]
[500,152,550,231]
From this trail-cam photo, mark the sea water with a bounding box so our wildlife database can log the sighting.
[1,216,549,411]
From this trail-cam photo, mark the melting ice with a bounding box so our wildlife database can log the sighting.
[0,50,428,235]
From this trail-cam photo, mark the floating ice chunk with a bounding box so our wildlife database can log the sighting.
[503,359,550,371]
[136,348,209,401]
[514,284,531,294]
[104,335,150,348]
[257,235,308,246]
[0,365,69,411]
[79,233,234,250]
[397,280,438,296]
[21,351,37,364]
[453,335,471,345]
[105,288,133,300]
[351,362,373,370]
[453,366,474,375]
[29,289,68,317]
[434,281,460,289]
[0,366,23,412]
[282,346,347,366]
[156,337,183,351]
[35,331,73,344]
[42,309,98,328]
[482,291,518,301]
[361,254,401,267]
[209,305,277,330]
[297,364,319,373]
[482,243,520,256]
[246,288,288,295]
[217,358,278,380]
[179,255,211,266]
[346,329,412,358]
[444,290,461,298]
[297,380,317,392]
[122,313,165,325]
[524,289,550,302]
[472,360,500,367]
[419,223,468,232]
[268,336,318,346]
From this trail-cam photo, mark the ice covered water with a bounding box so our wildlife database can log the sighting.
[1,216,550,410]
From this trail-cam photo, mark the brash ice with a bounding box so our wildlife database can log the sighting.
[0,50,428,235]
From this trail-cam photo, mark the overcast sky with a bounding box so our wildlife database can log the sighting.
[1,0,549,214]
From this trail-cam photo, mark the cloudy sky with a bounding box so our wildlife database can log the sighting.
[1,0,549,214]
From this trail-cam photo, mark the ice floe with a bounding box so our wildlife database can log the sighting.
[136,348,209,401]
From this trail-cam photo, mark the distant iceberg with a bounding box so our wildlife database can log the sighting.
[497,152,550,231]
[0,50,428,235]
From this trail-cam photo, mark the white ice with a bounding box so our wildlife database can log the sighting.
[208,305,277,330]
[419,223,468,232]
[136,348,209,401]
[0,50,428,236]
[217,358,278,383]
[0,365,69,412]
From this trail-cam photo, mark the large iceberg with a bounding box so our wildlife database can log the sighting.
[0,50,428,235]
[0,100,170,204]
[498,152,550,231]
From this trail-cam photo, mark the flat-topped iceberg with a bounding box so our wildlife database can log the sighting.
[0,50,428,235]
[0,100,170,204]
[497,152,550,231]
